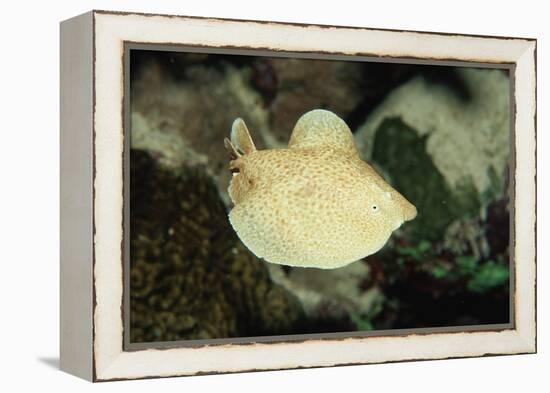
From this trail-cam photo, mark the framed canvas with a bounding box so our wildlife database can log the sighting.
[60,10,537,382]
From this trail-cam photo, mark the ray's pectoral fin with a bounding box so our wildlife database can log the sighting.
[288,109,357,154]
[231,118,257,155]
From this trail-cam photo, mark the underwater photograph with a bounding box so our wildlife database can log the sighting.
[127,48,512,344]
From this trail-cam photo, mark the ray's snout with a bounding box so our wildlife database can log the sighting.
[401,198,417,222]
[388,189,417,222]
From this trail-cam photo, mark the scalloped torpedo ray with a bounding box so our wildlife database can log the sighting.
[224,109,417,269]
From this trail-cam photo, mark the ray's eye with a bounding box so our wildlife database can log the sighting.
[371,204,379,213]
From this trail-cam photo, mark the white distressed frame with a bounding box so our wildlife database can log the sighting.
[60,10,536,382]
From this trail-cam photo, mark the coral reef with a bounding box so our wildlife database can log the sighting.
[268,262,384,331]
[129,51,512,338]
[364,236,510,328]
[130,150,304,342]
[356,68,510,197]
[351,68,511,328]
[131,55,270,205]
[370,117,479,242]
[355,67,510,254]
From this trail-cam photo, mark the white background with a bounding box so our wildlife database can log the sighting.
[0,0,546,391]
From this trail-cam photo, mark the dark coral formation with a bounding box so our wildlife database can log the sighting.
[130,150,304,342]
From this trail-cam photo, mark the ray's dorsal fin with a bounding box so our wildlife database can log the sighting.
[231,118,257,155]
[288,109,357,154]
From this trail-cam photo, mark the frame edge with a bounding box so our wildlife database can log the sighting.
[514,39,537,354]
[91,11,538,380]
[60,11,95,382]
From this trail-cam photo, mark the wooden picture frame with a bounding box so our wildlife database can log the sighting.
[60,10,536,382]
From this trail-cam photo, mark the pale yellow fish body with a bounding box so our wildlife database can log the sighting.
[225,109,417,269]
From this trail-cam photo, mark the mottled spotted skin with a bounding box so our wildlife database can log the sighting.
[226,109,417,269]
